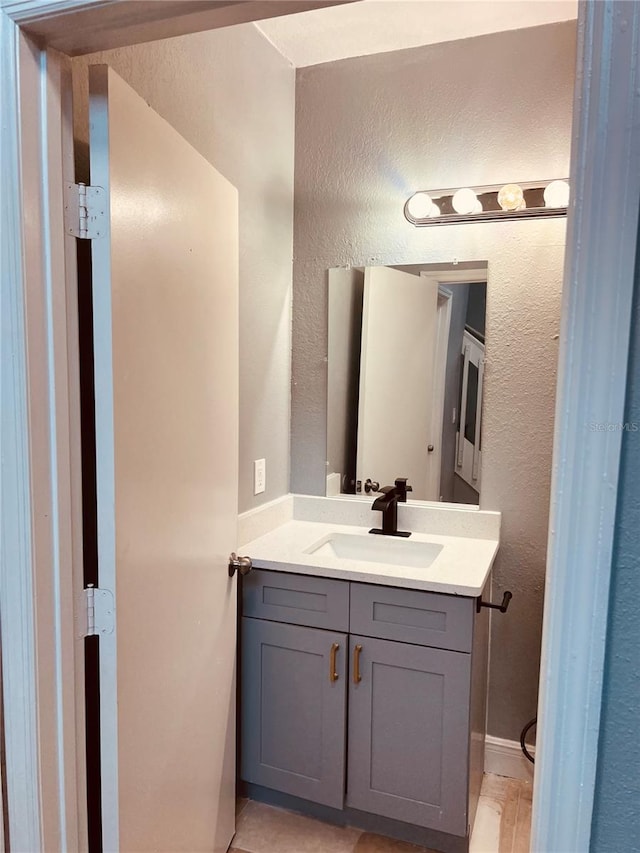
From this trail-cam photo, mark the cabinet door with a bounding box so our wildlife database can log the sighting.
[241,618,347,808]
[347,636,471,836]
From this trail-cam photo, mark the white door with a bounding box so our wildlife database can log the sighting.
[357,267,438,500]
[88,66,239,852]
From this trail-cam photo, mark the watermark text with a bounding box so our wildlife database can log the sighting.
[588,422,639,432]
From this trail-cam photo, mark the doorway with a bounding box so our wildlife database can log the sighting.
[1,4,639,853]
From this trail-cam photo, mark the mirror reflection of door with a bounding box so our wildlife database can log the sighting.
[326,265,487,506]
[357,267,439,501]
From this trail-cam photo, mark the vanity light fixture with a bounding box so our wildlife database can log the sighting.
[452,187,479,215]
[404,179,569,226]
[543,179,570,208]
[497,183,525,211]
[405,191,436,219]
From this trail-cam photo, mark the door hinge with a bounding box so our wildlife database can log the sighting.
[83,585,115,637]
[64,182,106,239]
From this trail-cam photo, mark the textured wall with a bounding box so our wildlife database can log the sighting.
[72,24,295,513]
[590,247,640,851]
[292,22,576,740]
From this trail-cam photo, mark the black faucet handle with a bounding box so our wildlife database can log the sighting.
[394,478,412,501]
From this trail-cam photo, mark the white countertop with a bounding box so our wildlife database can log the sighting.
[240,516,499,597]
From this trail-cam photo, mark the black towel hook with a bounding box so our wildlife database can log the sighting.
[476,590,512,614]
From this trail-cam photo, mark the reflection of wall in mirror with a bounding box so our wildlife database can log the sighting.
[327,268,364,492]
[466,285,486,341]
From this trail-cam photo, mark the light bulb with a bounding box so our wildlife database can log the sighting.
[544,180,570,208]
[497,184,524,211]
[429,202,441,217]
[472,200,483,213]
[406,192,434,219]
[452,188,478,215]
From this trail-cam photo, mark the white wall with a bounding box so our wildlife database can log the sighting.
[291,21,576,740]
[72,22,295,513]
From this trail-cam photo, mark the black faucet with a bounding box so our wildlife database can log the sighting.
[369,478,413,537]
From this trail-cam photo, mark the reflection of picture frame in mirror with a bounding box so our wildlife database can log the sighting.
[326,264,487,507]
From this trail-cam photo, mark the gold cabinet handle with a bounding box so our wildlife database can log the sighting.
[353,644,363,684]
[329,643,339,683]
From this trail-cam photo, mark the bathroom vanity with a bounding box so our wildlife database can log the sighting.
[237,496,502,853]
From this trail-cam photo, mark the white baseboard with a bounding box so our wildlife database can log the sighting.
[485,735,535,782]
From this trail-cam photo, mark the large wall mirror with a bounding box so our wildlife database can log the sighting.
[327,263,487,505]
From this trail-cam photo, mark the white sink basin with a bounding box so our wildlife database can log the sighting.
[305,532,443,569]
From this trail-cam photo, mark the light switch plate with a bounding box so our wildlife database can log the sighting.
[254,458,266,495]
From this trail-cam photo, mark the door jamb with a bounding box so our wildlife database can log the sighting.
[431,286,452,501]
[1,1,639,851]
[0,20,83,852]
[532,3,640,849]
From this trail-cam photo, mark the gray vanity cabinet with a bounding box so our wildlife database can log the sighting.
[346,634,471,836]
[241,569,488,851]
[241,617,348,809]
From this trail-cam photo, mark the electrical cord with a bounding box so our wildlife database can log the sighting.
[520,717,536,764]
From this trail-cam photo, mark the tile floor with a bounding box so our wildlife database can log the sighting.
[231,774,532,853]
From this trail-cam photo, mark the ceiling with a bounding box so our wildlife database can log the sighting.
[256,0,578,68]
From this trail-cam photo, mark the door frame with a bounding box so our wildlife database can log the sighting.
[1,1,639,851]
[532,4,640,849]
[430,285,452,500]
